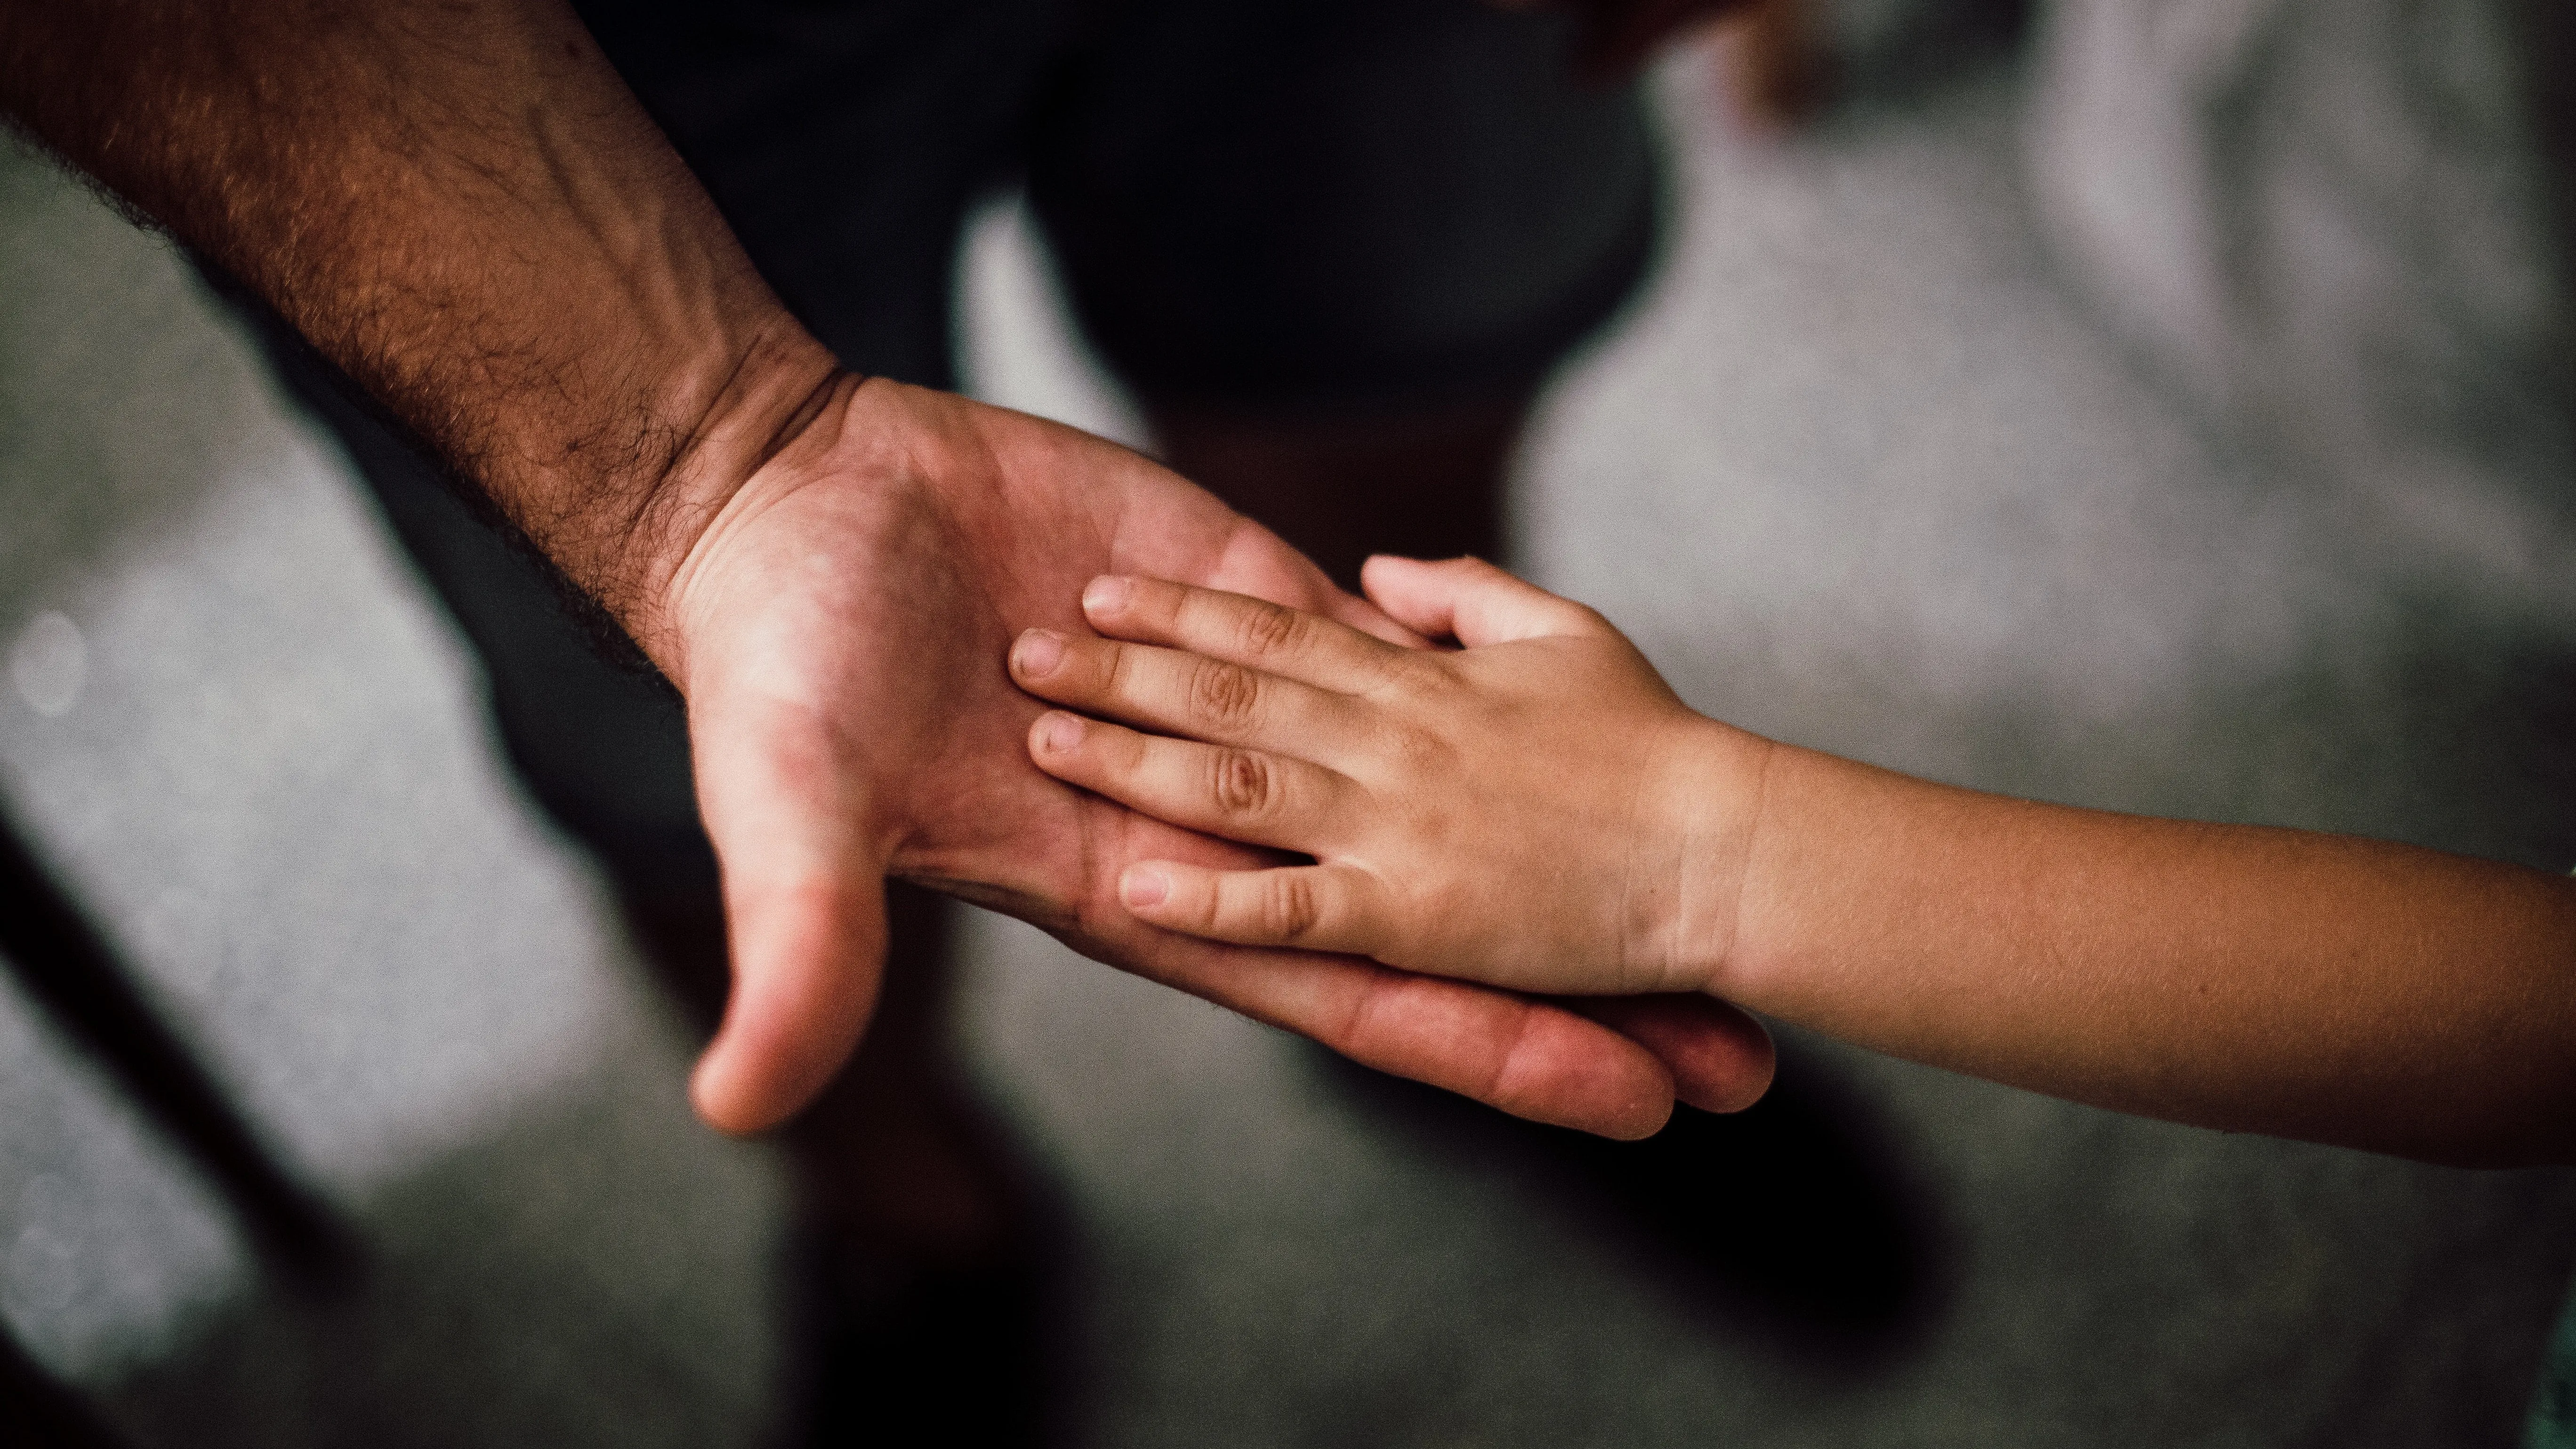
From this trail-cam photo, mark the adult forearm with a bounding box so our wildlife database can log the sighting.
[0,0,837,665]
[1711,742,2576,1166]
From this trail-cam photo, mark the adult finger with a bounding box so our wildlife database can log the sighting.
[1101,847,1775,1122]
[1358,555,1614,648]
[1027,710,1356,853]
[1103,918,1678,1140]
[1081,574,1409,692]
[684,694,893,1135]
[1009,627,1357,751]
[1575,994,1777,1114]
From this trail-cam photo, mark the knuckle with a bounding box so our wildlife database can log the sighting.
[1233,600,1308,660]
[1262,872,1322,942]
[1100,642,1139,698]
[1210,749,1277,817]
[1368,649,1445,700]
[1105,724,1153,771]
[1186,657,1262,729]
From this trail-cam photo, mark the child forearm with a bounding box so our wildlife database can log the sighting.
[1708,738,2576,1166]
[1009,561,2576,1158]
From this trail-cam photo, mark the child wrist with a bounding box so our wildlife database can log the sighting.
[1654,715,1775,998]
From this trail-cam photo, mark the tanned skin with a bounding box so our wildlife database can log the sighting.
[3,1,828,641]
[1,0,1777,1139]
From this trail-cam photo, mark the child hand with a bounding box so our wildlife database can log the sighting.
[1006,556,1773,999]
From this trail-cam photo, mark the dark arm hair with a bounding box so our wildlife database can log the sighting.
[0,0,841,659]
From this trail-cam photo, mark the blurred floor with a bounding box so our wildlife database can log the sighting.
[5,33,2576,1449]
[0,130,789,1447]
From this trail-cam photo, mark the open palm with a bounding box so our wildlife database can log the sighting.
[666,380,1772,1136]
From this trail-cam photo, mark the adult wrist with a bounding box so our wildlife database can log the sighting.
[579,322,849,678]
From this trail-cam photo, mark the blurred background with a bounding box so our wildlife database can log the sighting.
[7,0,2576,1444]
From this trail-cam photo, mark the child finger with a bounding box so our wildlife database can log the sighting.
[1358,555,1614,648]
[1117,860,1385,957]
[1010,627,1357,750]
[1027,710,1352,853]
[1081,574,1409,692]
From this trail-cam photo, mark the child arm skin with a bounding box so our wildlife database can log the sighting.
[1008,557,2576,1168]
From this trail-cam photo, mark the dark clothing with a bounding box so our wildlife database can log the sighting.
[242,0,1661,1005]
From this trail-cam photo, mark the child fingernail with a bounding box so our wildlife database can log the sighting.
[1121,865,1169,908]
[1013,629,1064,676]
[1037,711,1082,753]
[1083,576,1135,614]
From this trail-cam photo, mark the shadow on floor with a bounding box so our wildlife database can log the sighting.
[91,1064,790,1449]
[1320,1033,1949,1376]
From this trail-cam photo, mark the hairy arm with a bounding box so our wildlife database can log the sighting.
[3,6,1784,1137]
[0,0,834,664]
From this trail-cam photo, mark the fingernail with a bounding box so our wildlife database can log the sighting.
[1084,575,1136,614]
[1037,711,1082,753]
[1121,865,1169,909]
[1013,629,1064,677]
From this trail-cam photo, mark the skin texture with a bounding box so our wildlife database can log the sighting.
[1008,567,1766,996]
[665,380,1760,1136]
[1,0,1776,1140]
[1016,558,2576,1168]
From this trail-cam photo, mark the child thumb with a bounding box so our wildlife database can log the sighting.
[1359,555,1610,648]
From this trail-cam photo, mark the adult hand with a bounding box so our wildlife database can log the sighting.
[661,378,1775,1138]
[0,0,1771,1142]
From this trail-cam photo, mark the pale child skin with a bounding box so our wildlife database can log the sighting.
[1009,557,2576,1167]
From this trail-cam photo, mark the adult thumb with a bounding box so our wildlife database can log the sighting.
[684,701,892,1135]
